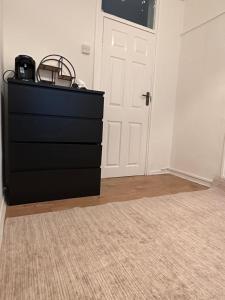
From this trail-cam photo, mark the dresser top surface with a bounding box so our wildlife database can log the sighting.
[8,79,105,96]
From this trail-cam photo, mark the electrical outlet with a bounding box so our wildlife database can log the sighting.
[81,44,91,55]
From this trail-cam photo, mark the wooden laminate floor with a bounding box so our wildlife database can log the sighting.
[6,174,208,218]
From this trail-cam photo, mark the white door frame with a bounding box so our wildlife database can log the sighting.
[93,0,161,176]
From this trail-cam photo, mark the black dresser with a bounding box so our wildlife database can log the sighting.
[3,79,104,205]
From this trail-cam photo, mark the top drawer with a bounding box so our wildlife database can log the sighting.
[8,82,104,119]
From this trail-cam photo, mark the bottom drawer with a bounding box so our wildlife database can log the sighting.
[7,168,101,205]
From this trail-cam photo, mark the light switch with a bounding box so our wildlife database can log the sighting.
[81,44,91,55]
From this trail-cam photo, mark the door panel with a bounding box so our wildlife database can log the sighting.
[102,18,155,178]
[134,37,148,56]
[127,122,142,166]
[112,29,128,50]
[106,121,122,166]
[109,57,126,106]
[130,62,146,108]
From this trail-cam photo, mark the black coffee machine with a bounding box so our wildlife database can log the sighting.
[15,55,36,81]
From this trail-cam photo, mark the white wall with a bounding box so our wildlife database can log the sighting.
[183,0,225,33]
[3,0,98,88]
[148,0,184,173]
[0,0,6,247]
[171,1,225,182]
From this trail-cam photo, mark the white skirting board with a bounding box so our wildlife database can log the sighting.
[147,169,168,176]
[147,168,212,187]
[168,168,212,187]
[0,199,6,248]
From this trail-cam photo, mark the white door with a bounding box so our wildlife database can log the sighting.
[101,17,155,178]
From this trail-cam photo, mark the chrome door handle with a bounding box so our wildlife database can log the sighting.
[142,92,151,106]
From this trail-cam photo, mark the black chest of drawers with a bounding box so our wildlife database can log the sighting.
[3,79,104,205]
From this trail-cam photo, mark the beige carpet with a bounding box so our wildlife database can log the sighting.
[1,184,225,299]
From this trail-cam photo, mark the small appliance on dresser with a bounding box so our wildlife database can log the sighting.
[3,79,104,205]
[15,55,36,81]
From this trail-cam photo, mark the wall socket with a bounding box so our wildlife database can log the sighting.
[81,44,91,55]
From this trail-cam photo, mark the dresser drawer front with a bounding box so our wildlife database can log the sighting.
[10,143,102,171]
[9,83,104,119]
[10,115,103,143]
[7,168,101,205]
